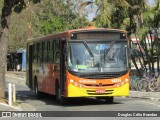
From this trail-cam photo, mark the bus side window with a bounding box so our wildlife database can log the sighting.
[55,51,60,63]
[42,42,47,63]
[47,41,51,63]
[37,43,41,63]
[52,41,55,63]
[33,44,36,63]
[55,40,60,50]
[54,39,60,63]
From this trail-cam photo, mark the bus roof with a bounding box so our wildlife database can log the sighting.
[67,26,127,33]
[27,27,127,43]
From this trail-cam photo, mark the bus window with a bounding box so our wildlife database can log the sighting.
[42,42,47,63]
[47,41,49,62]
[51,41,54,63]
[55,40,60,50]
[37,43,41,63]
[33,44,37,63]
[55,51,60,63]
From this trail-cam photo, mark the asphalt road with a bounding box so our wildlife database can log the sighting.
[4,75,160,119]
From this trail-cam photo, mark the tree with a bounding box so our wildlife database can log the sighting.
[0,0,40,98]
[32,0,89,37]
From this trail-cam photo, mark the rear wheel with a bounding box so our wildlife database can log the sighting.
[34,80,43,99]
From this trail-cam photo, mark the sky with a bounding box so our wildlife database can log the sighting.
[87,0,156,21]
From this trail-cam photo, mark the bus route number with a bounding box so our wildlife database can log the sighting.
[111,79,121,83]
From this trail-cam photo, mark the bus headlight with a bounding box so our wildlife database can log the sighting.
[125,78,128,82]
[70,79,74,83]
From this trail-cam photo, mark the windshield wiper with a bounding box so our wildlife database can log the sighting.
[83,42,95,66]
[83,42,94,58]
[105,41,115,57]
[103,41,116,64]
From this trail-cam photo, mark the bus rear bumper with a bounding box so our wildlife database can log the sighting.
[67,83,129,97]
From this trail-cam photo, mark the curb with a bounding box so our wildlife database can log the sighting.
[0,102,22,111]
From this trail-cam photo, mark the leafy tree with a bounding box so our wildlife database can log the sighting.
[32,0,89,37]
[0,0,40,98]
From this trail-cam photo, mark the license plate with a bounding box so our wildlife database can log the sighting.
[95,90,105,93]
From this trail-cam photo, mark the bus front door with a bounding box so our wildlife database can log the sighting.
[28,45,33,89]
[60,40,66,96]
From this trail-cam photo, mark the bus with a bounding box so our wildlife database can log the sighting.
[26,26,130,104]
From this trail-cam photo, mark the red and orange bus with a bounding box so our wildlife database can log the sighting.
[26,27,130,104]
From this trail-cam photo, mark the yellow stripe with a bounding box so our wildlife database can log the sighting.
[67,83,129,97]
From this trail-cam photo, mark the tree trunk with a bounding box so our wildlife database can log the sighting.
[149,33,154,72]
[134,33,145,70]
[0,28,8,98]
[143,34,151,71]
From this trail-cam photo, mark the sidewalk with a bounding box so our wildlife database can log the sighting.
[129,91,160,101]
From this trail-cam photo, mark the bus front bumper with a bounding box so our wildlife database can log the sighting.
[67,83,129,97]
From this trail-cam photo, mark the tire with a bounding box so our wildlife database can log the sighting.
[55,82,67,105]
[137,79,148,91]
[148,79,158,92]
[34,80,43,99]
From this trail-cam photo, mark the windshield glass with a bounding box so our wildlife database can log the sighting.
[67,42,128,73]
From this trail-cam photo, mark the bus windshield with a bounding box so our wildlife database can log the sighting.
[67,41,128,73]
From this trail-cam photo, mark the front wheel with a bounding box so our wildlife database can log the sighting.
[55,82,67,105]
[34,80,43,99]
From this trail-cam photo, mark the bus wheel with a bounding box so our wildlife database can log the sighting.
[55,83,67,105]
[104,97,114,103]
[34,80,43,99]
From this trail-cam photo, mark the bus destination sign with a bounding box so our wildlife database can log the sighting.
[70,32,126,40]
